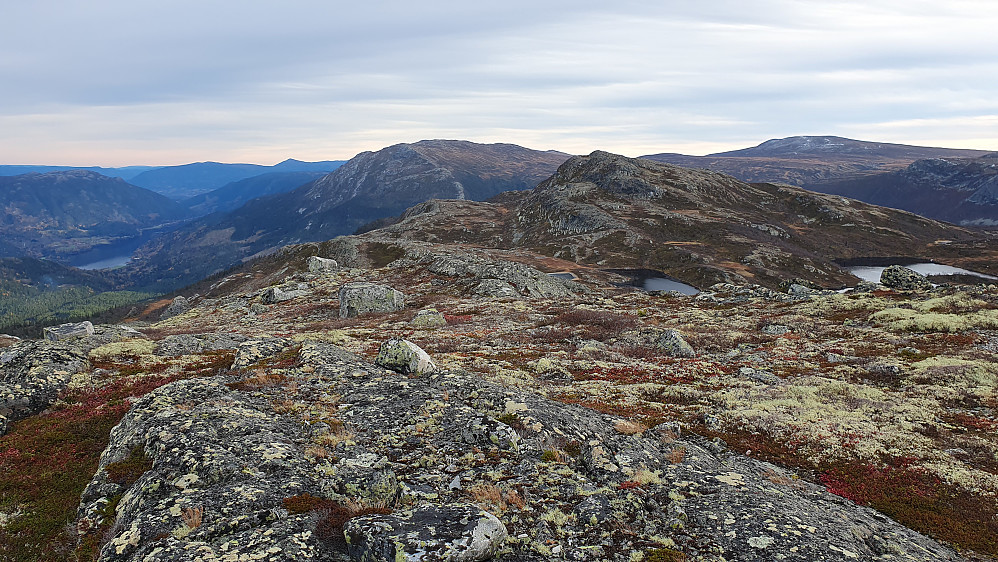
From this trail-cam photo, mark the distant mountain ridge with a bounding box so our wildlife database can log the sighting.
[121,140,570,289]
[0,170,190,262]
[708,135,989,159]
[0,165,158,181]
[182,171,328,217]
[642,136,996,224]
[127,159,345,200]
[813,154,998,226]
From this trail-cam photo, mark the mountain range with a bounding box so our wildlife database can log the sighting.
[126,159,345,199]
[643,136,996,224]
[363,150,995,289]
[121,140,570,289]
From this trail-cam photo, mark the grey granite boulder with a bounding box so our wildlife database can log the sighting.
[43,321,95,341]
[344,503,507,562]
[375,338,437,376]
[656,329,695,358]
[411,308,447,328]
[339,282,405,318]
[881,265,933,290]
[263,286,308,304]
[159,296,190,320]
[307,255,338,273]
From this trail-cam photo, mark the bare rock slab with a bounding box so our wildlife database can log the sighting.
[340,282,405,318]
[43,321,95,341]
[344,503,507,562]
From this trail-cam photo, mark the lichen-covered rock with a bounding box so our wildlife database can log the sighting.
[231,338,291,369]
[159,296,190,320]
[0,340,89,435]
[77,378,321,561]
[473,279,520,298]
[319,452,400,504]
[344,504,507,562]
[417,253,575,298]
[656,329,695,357]
[307,255,339,273]
[339,282,405,318]
[374,338,437,376]
[411,308,447,328]
[880,265,933,290]
[43,321,95,341]
[77,340,967,562]
[263,286,308,304]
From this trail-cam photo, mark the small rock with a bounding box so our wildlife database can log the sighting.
[43,321,95,341]
[738,367,780,385]
[344,504,507,562]
[339,282,405,318]
[655,329,695,358]
[159,296,190,320]
[880,265,933,291]
[411,308,447,328]
[760,324,791,335]
[375,338,437,376]
[307,255,338,273]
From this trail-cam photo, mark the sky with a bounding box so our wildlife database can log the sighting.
[2,0,997,166]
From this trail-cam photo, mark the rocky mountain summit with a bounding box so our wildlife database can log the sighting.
[370,151,996,288]
[2,230,997,560]
[124,141,569,290]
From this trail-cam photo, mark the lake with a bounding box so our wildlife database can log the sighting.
[847,263,998,283]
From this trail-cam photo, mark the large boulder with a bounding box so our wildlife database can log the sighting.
[410,308,447,328]
[344,504,507,562]
[159,296,190,320]
[339,282,405,318]
[374,338,437,376]
[307,256,338,273]
[43,321,95,341]
[880,265,933,291]
[656,329,695,358]
[262,286,308,304]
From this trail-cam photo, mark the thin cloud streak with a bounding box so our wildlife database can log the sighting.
[1,1,997,165]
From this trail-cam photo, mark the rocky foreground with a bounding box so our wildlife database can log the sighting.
[2,246,997,561]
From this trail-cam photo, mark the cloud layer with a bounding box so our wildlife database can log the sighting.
[3,0,997,165]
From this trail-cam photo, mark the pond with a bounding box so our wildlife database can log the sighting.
[603,268,700,295]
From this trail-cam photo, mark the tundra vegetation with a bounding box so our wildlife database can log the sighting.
[1,244,996,560]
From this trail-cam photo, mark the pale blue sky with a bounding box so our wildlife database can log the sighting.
[2,0,997,165]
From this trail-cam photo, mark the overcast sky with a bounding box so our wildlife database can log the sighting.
[2,0,997,165]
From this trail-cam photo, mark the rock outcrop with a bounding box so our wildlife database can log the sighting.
[44,320,96,341]
[158,296,190,320]
[76,340,967,561]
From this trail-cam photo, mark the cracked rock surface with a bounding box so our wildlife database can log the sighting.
[79,340,965,561]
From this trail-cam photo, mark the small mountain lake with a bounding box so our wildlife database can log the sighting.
[846,263,998,283]
[602,268,700,295]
